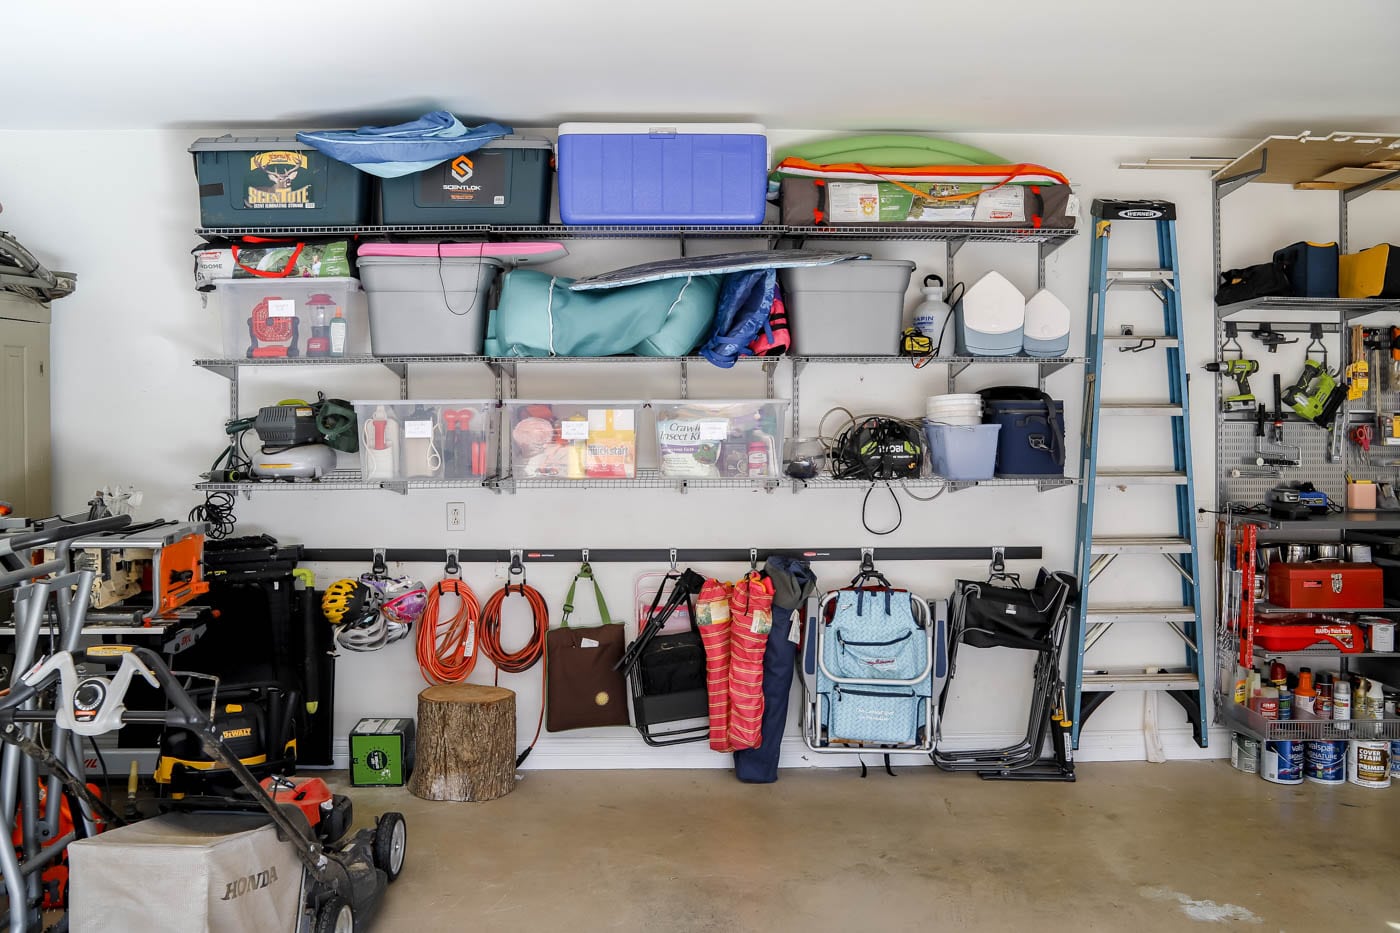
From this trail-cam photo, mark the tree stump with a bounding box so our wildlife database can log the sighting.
[407,684,517,802]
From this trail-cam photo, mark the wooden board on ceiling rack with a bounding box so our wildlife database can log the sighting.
[1212,131,1400,188]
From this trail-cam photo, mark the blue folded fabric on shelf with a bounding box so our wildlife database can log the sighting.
[296,111,512,178]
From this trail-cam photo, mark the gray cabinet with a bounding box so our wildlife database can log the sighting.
[0,293,51,516]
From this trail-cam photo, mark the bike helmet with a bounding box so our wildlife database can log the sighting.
[381,582,428,627]
[322,578,369,625]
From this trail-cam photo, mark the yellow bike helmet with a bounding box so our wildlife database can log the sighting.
[322,578,369,626]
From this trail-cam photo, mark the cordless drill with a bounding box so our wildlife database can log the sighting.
[1203,358,1259,412]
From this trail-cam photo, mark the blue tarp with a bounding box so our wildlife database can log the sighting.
[296,111,512,178]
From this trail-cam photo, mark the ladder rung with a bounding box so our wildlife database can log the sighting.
[1094,469,1189,485]
[1107,268,1175,283]
[1100,402,1184,416]
[1090,536,1193,554]
[1102,334,1180,348]
[1085,605,1198,624]
[1082,671,1202,692]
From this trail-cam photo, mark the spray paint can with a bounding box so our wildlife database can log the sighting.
[1348,741,1392,788]
[1261,740,1304,784]
[1314,673,1333,719]
[1230,733,1260,774]
[1304,740,1347,785]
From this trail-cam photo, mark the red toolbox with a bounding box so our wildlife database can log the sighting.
[1267,562,1385,609]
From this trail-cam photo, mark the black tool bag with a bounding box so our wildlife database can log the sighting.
[954,569,1077,652]
[1215,259,1290,305]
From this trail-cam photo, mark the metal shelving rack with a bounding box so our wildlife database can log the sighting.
[194,222,1081,496]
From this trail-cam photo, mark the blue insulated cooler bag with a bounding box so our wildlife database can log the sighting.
[979,386,1066,477]
[1274,241,1339,298]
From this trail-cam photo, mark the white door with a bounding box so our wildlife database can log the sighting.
[0,294,51,516]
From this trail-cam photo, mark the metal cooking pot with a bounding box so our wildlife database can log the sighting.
[1258,546,1283,568]
[1284,544,1311,563]
[1348,544,1373,563]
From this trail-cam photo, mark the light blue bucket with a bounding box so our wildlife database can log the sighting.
[923,422,1001,481]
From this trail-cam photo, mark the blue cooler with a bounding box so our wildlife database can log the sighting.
[557,122,768,225]
[979,388,1066,477]
[191,135,371,228]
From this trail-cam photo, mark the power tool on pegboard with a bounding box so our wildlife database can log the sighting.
[1282,327,1345,427]
[1204,358,1258,412]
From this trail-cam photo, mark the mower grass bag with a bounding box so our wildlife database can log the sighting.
[485,270,719,357]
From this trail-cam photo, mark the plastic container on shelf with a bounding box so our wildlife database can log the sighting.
[651,400,788,479]
[353,400,497,483]
[779,259,916,356]
[923,423,1001,481]
[207,277,365,359]
[956,271,1026,357]
[378,135,554,224]
[503,401,644,480]
[556,122,768,225]
[358,255,503,356]
[190,135,372,227]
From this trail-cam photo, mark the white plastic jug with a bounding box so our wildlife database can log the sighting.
[912,273,952,351]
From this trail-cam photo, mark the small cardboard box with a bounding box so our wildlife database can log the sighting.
[349,718,416,787]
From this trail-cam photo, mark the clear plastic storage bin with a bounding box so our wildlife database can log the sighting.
[652,400,788,479]
[503,401,645,480]
[208,277,366,359]
[353,400,497,483]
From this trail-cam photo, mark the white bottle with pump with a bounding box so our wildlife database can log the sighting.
[912,273,951,354]
[1334,678,1352,730]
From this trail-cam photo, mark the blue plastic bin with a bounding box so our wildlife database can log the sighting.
[924,422,1001,481]
[557,123,768,225]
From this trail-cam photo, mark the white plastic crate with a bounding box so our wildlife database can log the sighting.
[504,401,644,480]
[208,276,366,359]
[353,400,497,482]
[652,400,788,478]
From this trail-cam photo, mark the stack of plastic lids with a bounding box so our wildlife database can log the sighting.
[925,393,984,426]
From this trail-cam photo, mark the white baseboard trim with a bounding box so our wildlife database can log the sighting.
[329,725,1229,772]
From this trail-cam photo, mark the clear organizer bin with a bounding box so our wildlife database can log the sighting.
[503,401,644,480]
[353,400,497,483]
[208,277,366,359]
[651,400,788,479]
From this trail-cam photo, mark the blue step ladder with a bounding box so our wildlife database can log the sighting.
[1070,199,1208,750]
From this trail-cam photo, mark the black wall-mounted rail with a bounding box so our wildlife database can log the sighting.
[298,546,1042,565]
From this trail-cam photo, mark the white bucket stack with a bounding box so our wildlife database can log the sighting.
[925,394,984,426]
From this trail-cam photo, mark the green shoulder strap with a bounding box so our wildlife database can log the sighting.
[561,562,613,628]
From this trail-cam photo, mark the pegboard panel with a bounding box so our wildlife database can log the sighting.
[1217,418,1344,506]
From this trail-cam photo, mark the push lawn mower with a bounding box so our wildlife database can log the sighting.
[0,644,406,932]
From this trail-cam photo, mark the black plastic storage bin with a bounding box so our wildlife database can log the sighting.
[980,388,1066,477]
[191,135,371,228]
[378,135,553,225]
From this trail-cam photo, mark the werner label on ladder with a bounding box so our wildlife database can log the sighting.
[1071,199,1209,752]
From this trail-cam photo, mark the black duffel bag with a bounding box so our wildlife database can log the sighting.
[1216,259,1290,305]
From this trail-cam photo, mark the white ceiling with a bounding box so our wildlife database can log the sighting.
[4,0,1397,138]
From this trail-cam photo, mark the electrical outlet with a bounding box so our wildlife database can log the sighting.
[446,502,466,532]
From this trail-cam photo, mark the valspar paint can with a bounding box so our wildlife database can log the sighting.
[1304,741,1346,785]
[1261,740,1303,784]
[1347,741,1392,788]
[1230,733,1260,774]
[1392,740,1400,778]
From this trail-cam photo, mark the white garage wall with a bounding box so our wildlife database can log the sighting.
[1,127,1395,766]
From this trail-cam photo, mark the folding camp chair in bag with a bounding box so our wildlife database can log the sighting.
[800,557,946,758]
[933,564,1078,781]
[617,569,711,746]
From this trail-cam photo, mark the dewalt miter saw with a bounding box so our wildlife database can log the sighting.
[1283,337,1345,427]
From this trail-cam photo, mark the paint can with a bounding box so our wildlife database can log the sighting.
[1230,733,1260,774]
[1347,741,1392,788]
[1261,740,1303,784]
[1304,741,1346,785]
[1391,740,1400,779]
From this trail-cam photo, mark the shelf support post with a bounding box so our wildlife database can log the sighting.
[1339,168,1400,254]
[763,359,778,400]
[790,358,807,438]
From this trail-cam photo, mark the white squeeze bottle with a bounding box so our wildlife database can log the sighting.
[1334,678,1351,729]
[1367,680,1385,720]
[912,274,951,351]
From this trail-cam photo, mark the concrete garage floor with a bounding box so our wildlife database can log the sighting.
[348,761,1400,932]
